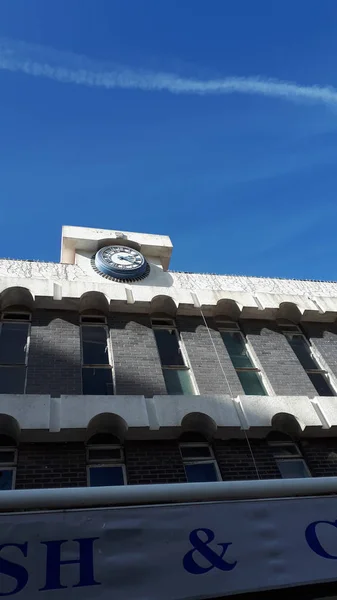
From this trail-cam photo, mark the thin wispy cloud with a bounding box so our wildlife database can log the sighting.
[1,37,337,106]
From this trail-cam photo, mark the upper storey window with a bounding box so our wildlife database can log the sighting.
[0,310,30,394]
[280,322,335,397]
[80,314,114,395]
[152,318,196,395]
[268,432,311,479]
[86,433,126,487]
[218,320,267,396]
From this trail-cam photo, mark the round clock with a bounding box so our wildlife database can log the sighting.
[93,245,149,281]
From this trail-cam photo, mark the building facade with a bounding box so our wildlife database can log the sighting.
[1,225,337,491]
[0,227,337,600]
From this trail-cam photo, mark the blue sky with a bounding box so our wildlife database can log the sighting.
[1,0,337,279]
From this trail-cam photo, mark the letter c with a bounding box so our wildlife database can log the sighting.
[306,520,337,559]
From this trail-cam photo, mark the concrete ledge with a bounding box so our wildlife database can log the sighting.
[0,393,334,441]
[1,278,337,320]
[152,394,240,438]
[239,395,323,435]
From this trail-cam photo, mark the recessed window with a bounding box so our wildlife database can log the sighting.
[87,434,126,487]
[280,323,335,397]
[89,466,125,487]
[152,320,195,395]
[0,437,17,490]
[80,315,106,324]
[0,312,30,394]
[219,325,267,396]
[269,439,311,479]
[180,442,221,483]
[81,322,113,395]
[2,313,31,321]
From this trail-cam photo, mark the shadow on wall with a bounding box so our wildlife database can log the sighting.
[25,310,166,398]
[133,264,174,287]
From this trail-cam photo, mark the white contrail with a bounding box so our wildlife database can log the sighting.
[0,37,337,106]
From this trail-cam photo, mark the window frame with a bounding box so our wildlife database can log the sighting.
[217,322,271,395]
[269,440,311,479]
[86,444,124,464]
[280,323,336,396]
[0,445,17,490]
[86,464,127,486]
[179,442,222,482]
[268,440,302,458]
[0,312,31,394]
[152,318,198,394]
[80,316,115,395]
[86,442,126,486]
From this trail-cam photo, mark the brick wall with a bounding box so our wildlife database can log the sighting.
[214,439,280,480]
[12,437,337,488]
[301,438,337,477]
[177,317,244,396]
[303,322,337,382]
[26,310,167,397]
[25,311,335,399]
[242,321,317,396]
[125,440,186,484]
[26,311,82,396]
[16,442,87,489]
[109,315,167,396]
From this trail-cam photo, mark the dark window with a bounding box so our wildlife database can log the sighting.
[87,438,126,487]
[0,319,29,394]
[0,442,16,490]
[81,326,109,365]
[153,329,185,366]
[180,443,220,483]
[180,445,213,459]
[286,335,318,370]
[220,329,267,396]
[269,441,310,479]
[87,447,122,462]
[276,460,310,479]
[80,315,106,324]
[284,331,335,397]
[81,324,113,395]
[2,313,30,321]
[307,372,334,396]
[0,366,26,394]
[153,322,195,395]
[184,462,219,483]
[82,368,113,395]
[0,470,14,490]
[221,331,253,369]
[89,466,125,487]
[0,323,29,365]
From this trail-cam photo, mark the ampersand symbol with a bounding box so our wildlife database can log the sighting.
[183,528,238,575]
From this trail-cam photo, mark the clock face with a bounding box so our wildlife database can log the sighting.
[94,245,149,281]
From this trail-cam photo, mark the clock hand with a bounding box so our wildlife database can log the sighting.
[119,255,134,263]
[115,254,134,264]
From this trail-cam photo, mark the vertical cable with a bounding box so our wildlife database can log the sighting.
[197,305,261,480]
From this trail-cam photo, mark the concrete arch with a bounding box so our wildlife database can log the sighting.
[79,291,110,315]
[271,412,302,436]
[181,412,217,440]
[150,295,178,317]
[277,302,302,323]
[0,287,34,311]
[87,432,120,445]
[0,415,20,443]
[214,299,241,321]
[86,412,128,442]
